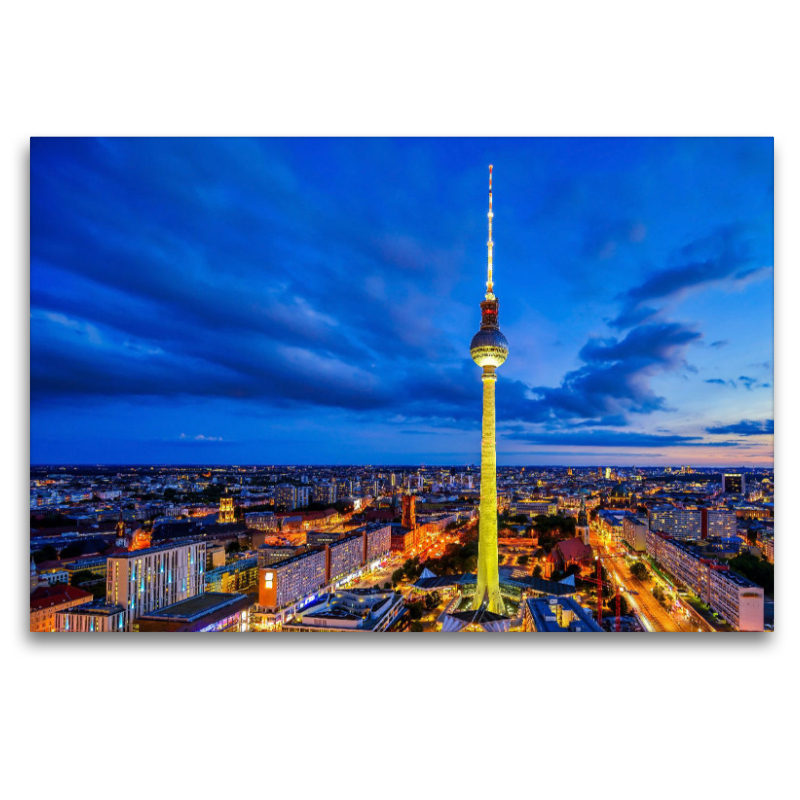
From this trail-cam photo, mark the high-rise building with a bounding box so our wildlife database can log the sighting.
[648,505,702,539]
[296,486,311,508]
[276,484,297,510]
[622,515,648,552]
[258,549,327,613]
[314,483,337,505]
[723,474,746,495]
[703,508,738,538]
[470,165,509,614]
[106,541,206,630]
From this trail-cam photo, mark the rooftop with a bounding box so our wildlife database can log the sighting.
[60,600,125,617]
[107,540,204,559]
[140,592,251,621]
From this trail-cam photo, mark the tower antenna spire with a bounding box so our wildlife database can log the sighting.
[486,164,494,297]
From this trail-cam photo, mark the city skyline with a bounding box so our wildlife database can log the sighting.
[31,137,773,466]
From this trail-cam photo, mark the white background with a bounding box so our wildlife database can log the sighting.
[3,2,794,799]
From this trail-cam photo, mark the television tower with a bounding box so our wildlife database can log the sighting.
[470,165,509,613]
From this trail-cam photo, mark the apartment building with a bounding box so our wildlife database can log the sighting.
[645,529,764,631]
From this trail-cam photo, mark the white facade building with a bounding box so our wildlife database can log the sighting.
[106,541,206,630]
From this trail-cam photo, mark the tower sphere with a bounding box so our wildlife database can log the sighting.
[470,327,509,368]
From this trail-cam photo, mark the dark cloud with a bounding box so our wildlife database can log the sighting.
[705,378,736,388]
[505,430,737,448]
[610,225,770,329]
[29,137,774,464]
[710,340,729,349]
[514,322,701,424]
[706,419,773,436]
[738,375,757,390]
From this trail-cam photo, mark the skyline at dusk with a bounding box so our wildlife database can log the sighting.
[31,137,773,466]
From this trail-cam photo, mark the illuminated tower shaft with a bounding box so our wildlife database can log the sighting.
[470,165,509,614]
[474,365,502,611]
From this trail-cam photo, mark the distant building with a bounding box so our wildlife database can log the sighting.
[115,512,129,548]
[218,496,235,524]
[704,509,737,538]
[722,474,746,495]
[361,523,391,565]
[245,511,278,531]
[37,567,70,586]
[314,483,337,505]
[648,505,702,539]
[257,544,302,567]
[765,537,774,563]
[576,498,590,545]
[509,500,558,517]
[390,523,418,556]
[206,544,226,569]
[622,515,648,552]
[204,557,258,594]
[276,484,297,510]
[401,493,417,529]
[306,530,344,546]
[327,533,365,585]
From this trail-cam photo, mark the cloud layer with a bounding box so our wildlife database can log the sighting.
[30,137,774,464]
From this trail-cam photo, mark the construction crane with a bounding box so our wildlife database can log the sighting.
[578,558,622,632]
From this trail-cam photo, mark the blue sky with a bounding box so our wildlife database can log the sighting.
[30,137,773,466]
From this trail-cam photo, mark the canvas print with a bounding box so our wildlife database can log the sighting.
[29,137,774,633]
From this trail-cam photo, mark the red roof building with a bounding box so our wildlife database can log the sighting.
[549,537,594,572]
[30,585,93,633]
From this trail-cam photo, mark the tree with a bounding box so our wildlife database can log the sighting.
[59,542,84,559]
[424,592,441,611]
[728,552,774,596]
[409,620,424,632]
[518,555,529,566]
[406,602,424,621]
[391,569,405,585]
[32,545,57,564]
[630,561,650,581]
[532,565,543,579]
[225,540,242,554]
[652,586,664,602]
[70,569,98,587]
